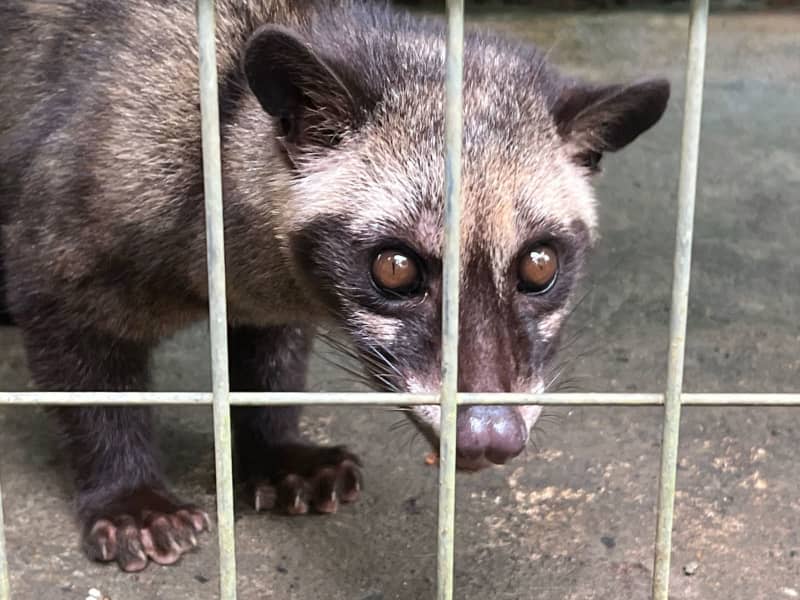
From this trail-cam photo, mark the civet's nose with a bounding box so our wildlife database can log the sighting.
[455,406,528,470]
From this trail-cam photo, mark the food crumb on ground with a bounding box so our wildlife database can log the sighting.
[86,588,111,600]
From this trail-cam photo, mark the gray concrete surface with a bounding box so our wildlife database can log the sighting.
[1,9,799,600]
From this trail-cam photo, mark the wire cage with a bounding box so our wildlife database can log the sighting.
[2,0,799,598]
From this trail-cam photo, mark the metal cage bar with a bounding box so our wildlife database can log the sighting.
[0,481,8,600]
[197,1,237,598]
[652,0,709,598]
[5,391,800,407]
[437,1,465,599]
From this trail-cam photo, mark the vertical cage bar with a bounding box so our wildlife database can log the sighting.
[197,1,237,598]
[0,478,9,600]
[437,1,464,600]
[652,0,708,598]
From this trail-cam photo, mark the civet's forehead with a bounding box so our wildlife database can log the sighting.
[286,25,598,272]
[290,80,598,272]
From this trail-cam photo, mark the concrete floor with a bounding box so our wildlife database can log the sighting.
[2,9,800,600]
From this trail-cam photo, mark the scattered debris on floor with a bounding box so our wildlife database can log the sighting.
[87,588,111,600]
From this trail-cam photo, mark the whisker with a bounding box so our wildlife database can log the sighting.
[558,325,592,354]
[311,352,378,389]
[385,407,413,414]
[315,327,410,394]
[537,414,565,426]
[406,430,423,460]
[316,330,404,386]
[399,428,418,454]
[389,418,411,432]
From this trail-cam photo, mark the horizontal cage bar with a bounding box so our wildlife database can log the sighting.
[2,392,800,406]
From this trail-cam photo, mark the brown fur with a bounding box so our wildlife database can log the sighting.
[0,0,669,570]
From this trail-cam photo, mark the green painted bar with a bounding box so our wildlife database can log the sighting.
[0,478,9,600]
[652,0,709,598]
[196,0,237,598]
[437,1,465,599]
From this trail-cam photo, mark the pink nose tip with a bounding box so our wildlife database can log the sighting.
[455,406,527,467]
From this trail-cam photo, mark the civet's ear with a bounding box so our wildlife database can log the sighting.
[552,78,670,171]
[243,25,362,149]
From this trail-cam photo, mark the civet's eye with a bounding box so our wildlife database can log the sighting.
[371,249,423,297]
[518,244,558,294]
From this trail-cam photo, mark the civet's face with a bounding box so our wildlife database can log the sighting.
[243,20,669,470]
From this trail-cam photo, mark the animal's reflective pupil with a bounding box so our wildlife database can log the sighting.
[519,245,558,293]
[372,251,419,294]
